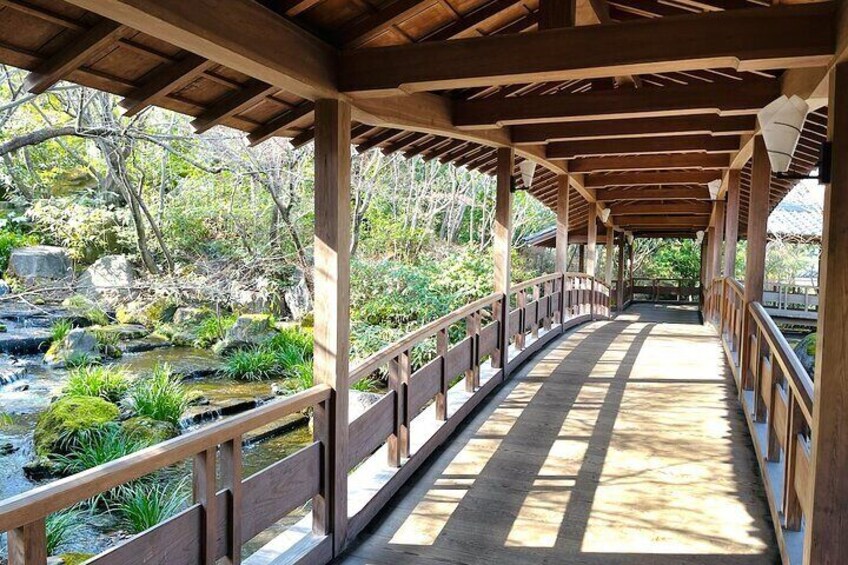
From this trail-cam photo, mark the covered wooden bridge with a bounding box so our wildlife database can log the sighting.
[0,0,847,564]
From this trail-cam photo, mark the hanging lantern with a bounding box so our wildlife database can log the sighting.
[757,95,809,173]
[695,230,705,245]
[626,231,634,245]
[519,160,537,189]
[599,207,611,223]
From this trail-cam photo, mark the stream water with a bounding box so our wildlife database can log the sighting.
[0,304,313,559]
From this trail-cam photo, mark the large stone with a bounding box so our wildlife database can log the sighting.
[0,279,10,296]
[284,271,312,321]
[793,333,816,378]
[213,314,276,355]
[7,246,71,285]
[33,396,119,456]
[349,390,383,422]
[44,328,100,367]
[172,307,209,327]
[77,255,135,308]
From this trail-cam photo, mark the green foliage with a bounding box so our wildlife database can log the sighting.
[351,376,381,393]
[0,228,39,272]
[634,239,701,281]
[55,426,149,474]
[194,312,238,348]
[51,318,72,343]
[223,327,314,382]
[34,396,120,457]
[222,348,280,381]
[111,478,188,534]
[62,295,109,326]
[46,509,86,555]
[59,553,96,565]
[64,366,129,403]
[64,352,100,369]
[0,412,13,426]
[27,198,128,263]
[124,365,189,426]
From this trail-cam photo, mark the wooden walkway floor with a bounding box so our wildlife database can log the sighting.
[338,304,779,565]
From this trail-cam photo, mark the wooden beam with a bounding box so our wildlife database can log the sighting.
[311,98,351,553]
[512,115,756,144]
[609,202,712,215]
[723,169,740,277]
[615,214,709,227]
[586,170,721,187]
[548,135,740,159]
[556,175,570,274]
[248,102,315,146]
[569,153,730,173]
[340,0,429,48]
[456,80,780,128]
[339,4,835,94]
[806,59,848,565]
[121,54,216,116]
[597,186,711,200]
[278,0,323,16]
[192,79,277,133]
[421,0,524,42]
[24,19,129,94]
[539,0,576,30]
[493,147,513,375]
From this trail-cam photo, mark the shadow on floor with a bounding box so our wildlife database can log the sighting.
[337,305,779,565]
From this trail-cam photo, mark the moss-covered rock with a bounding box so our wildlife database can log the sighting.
[33,396,119,456]
[59,553,96,565]
[61,295,109,326]
[121,416,179,446]
[213,314,276,355]
[793,333,816,378]
[44,328,101,368]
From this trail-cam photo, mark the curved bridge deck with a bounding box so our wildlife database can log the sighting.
[338,304,778,564]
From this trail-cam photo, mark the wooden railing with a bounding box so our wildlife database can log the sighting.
[610,279,634,312]
[0,272,610,565]
[763,281,819,314]
[631,277,700,303]
[704,277,814,563]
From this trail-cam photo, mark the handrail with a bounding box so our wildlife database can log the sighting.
[509,271,564,294]
[748,302,814,421]
[0,384,331,531]
[349,292,502,383]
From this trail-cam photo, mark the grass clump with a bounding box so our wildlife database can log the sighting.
[65,366,129,403]
[64,352,100,369]
[33,396,119,457]
[221,348,280,381]
[124,364,188,426]
[62,295,109,326]
[221,327,314,382]
[46,508,86,555]
[194,312,237,348]
[111,478,188,534]
[51,318,72,343]
[54,426,148,474]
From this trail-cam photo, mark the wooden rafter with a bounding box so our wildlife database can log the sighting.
[121,54,215,117]
[569,153,730,172]
[597,186,711,200]
[192,79,278,134]
[420,0,527,42]
[340,0,430,48]
[609,201,712,215]
[547,134,740,158]
[248,102,315,146]
[339,4,835,94]
[24,19,129,94]
[585,170,721,187]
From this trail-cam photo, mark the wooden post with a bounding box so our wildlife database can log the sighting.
[193,448,217,565]
[705,225,716,287]
[578,244,585,272]
[605,228,614,286]
[740,135,770,393]
[555,176,569,324]
[805,60,848,565]
[7,520,46,565]
[220,437,242,565]
[586,215,597,277]
[493,147,513,378]
[311,98,351,553]
[724,170,741,279]
[435,328,448,420]
[617,233,625,312]
[712,199,726,279]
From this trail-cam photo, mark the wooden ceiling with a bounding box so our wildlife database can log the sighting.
[0,0,837,238]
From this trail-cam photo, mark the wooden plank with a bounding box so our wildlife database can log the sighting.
[569,153,730,173]
[339,5,835,94]
[610,202,712,216]
[805,60,848,563]
[494,147,513,375]
[795,440,813,518]
[479,321,499,361]
[88,506,202,565]
[548,135,740,159]
[340,0,429,48]
[723,169,741,278]
[25,19,128,94]
[586,170,721,188]
[7,519,46,565]
[311,99,351,549]
[512,115,756,144]
[192,79,277,134]
[121,54,215,117]
[445,337,472,380]
[456,80,779,128]
[597,186,711,201]
[409,357,441,415]
[555,176,570,274]
[241,442,322,541]
[248,102,315,146]
[192,448,216,565]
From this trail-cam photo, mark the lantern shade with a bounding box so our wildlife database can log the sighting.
[695,230,705,244]
[757,95,809,173]
[600,207,611,223]
[519,160,537,189]
[626,231,634,245]
[707,179,721,200]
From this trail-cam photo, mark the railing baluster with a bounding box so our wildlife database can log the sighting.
[193,447,217,565]
[783,395,804,531]
[436,327,449,420]
[517,289,527,350]
[543,281,552,331]
[7,519,46,565]
[531,284,540,338]
[220,437,243,565]
[465,312,479,391]
[388,349,411,466]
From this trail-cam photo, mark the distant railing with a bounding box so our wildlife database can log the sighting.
[631,277,700,303]
[610,279,634,312]
[0,272,609,565]
[704,277,814,562]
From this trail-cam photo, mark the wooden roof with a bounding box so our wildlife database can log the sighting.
[0,0,839,237]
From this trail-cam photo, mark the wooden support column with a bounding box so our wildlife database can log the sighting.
[705,225,716,286]
[805,60,848,565]
[493,147,514,377]
[724,170,741,279]
[712,200,726,279]
[578,245,585,272]
[741,135,770,391]
[555,175,570,274]
[311,98,351,554]
[617,233,625,312]
[586,217,597,276]
[605,228,615,286]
